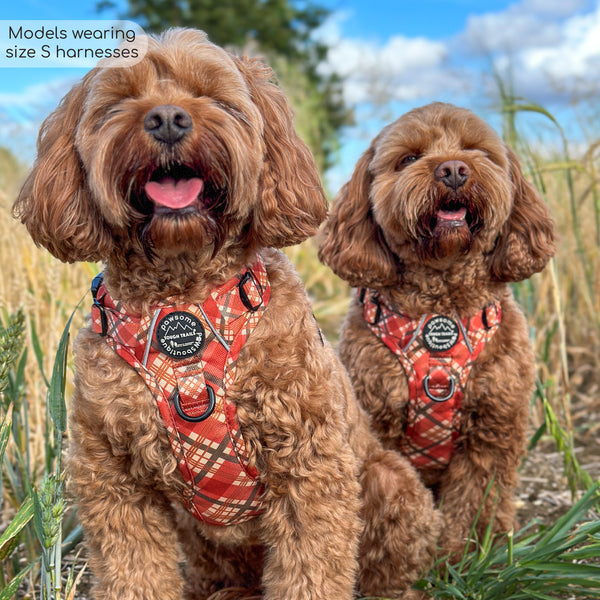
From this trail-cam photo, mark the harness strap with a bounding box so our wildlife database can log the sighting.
[91,257,270,526]
[360,289,501,469]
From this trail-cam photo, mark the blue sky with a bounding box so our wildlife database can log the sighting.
[1,0,599,190]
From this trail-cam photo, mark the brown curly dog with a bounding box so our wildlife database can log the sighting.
[14,29,440,600]
[319,102,555,564]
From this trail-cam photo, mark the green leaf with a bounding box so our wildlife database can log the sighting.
[0,495,34,560]
[536,483,600,546]
[0,563,33,600]
[48,303,81,434]
[48,335,69,435]
[0,404,12,459]
[30,318,50,388]
[14,346,28,398]
[527,421,546,450]
[525,560,600,577]
[31,484,45,557]
[564,543,600,560]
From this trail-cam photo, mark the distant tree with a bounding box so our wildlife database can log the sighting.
[99,0,351,175]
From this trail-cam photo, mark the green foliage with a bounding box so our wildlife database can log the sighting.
[118,0,327,60]
[0,310,25,398]
[416,483,600,599]
[492,90,600,498]
[1,310,80,599]
[0,311,32,595]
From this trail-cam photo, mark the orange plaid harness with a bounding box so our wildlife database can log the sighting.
[359,289,501,469]
[91,257,270,526]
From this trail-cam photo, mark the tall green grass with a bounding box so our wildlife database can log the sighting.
[1,309,83,600]
[502,98,600,471]
[416,482,600,599]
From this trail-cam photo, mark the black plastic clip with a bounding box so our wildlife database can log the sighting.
[481,304,499,330]
[368,296,382,325]
[358,288,382,325]
[239,270,263,312]
[91,273,108,336]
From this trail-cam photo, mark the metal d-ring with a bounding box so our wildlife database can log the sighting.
[423,375,456,403]
[173,385,216,422]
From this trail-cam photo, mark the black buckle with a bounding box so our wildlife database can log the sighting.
[367,296,382,326]
[173,385,216,422]
[482,304,497,330]
[358,289,382,325]
[91,273,108,336]
[91,272,104,298]
[239,270,263,312]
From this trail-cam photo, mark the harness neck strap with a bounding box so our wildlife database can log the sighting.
[359,288,501,469]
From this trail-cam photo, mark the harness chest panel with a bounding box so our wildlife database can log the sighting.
[360,289,501,469]
[91,257,270,526]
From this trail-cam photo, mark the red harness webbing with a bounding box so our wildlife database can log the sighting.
[91,256,270,526]
[360,289,501,469]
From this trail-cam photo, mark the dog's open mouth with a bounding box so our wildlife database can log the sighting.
[419,198,481,240]
[144,165,205,214]
[436,203,468,228]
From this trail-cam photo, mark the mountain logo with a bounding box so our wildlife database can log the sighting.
[156,311,205,359]
[422,316,460,352]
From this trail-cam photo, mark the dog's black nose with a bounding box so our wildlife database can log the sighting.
[435,160,470,190]
[144,105,192,144]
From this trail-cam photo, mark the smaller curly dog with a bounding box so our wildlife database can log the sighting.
[14,29,441,600]
[319,102,555,563]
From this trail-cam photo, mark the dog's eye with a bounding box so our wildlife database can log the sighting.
[396,154,420,170]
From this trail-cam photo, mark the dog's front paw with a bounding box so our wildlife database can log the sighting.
[359,450,441,597]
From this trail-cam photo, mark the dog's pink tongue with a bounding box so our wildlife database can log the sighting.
[145,177,203,209]
[437,207,467,222]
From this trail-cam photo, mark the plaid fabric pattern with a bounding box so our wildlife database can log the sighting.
[91,256,270,526]
[360,289,501,469]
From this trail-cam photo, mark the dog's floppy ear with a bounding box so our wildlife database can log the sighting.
[489,148,555,282]
[235,56,327,248]
[13,72,111,263]
[318,146,398,288]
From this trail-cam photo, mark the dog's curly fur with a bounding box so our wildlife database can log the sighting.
[14,29,441,600]
[319,102,555,562]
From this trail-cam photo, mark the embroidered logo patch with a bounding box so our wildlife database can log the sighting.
[156,312,205,359]
[422,316,460,352]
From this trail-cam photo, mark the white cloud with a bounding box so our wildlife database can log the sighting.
[0,77,74,161]
[317,14,456,106]
[464,1,600,105]
[520,0,589,17]
[520,4,600,79]
[319,1,600,113]
[325,35,449,104]
[0,77,73,118]
[461,6,563,54]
